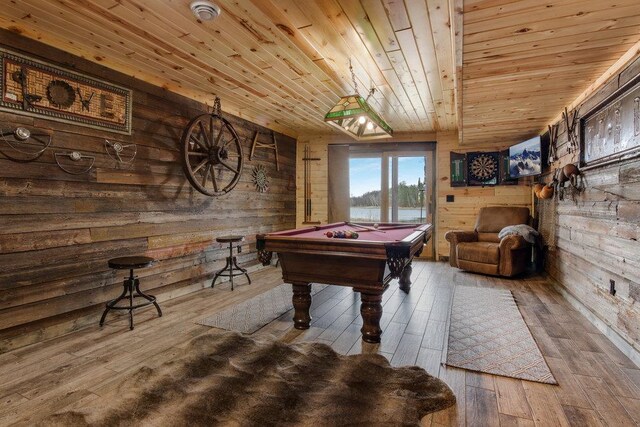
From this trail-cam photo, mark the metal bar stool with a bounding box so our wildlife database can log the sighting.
[212,235,251,290]
[100,256,162,330]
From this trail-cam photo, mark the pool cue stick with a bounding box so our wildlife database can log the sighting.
[304,145,307,220]
[304,145,309,221]
[377,224,423,230]
[305,145,311,222]
[346,222,387,233]
[301,145,321,223]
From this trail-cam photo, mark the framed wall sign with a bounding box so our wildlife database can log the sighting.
[0,48,132,134]
[581,78,640,168]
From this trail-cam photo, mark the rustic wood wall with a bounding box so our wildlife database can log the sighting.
[295,136,329,228]
[0,32,296,352]
[540,55,640,361]
[434,132,532,258]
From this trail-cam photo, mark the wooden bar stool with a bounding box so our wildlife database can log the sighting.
[212,235,251,290]
[100,256,162,330]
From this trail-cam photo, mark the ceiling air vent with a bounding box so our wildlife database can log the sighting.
[190,1,221,21]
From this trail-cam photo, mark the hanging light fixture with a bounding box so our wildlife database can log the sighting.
[324,60,393,141]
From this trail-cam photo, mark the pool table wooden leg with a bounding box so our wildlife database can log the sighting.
[399,260,412,293]
[292,282,312,329]
[360,292,383,343]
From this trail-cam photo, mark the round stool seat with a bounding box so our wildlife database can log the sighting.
[216,235,244,243]
[108,256,155,270]
[211,235,250,291]
[101,255,161,330]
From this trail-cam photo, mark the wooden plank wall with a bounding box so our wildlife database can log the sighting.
[435,132,532,258]
[541,54,640,358]
[295,136,329,228]
[0,32,296,352]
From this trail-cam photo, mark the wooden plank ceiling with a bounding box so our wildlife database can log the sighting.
[462,0,640,146]
[0,0,457,138]
[2,1,639,145]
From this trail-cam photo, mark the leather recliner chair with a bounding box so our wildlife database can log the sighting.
[445,206,532,277]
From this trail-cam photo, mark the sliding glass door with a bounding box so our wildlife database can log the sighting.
[349,152,433,224]
[389,156,429,223]
[348,146,435,257]
[349,157,382,222]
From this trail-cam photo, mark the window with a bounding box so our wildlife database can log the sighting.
[389,156,428,223]
[347,144,435,238]
[349,157,382,222]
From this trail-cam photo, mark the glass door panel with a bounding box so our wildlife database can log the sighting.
[389,156,427,223]
[349,157,382,222]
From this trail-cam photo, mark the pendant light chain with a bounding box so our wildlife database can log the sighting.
[366,88,375,101]
[349,58,359,96]
[349,58,376,101]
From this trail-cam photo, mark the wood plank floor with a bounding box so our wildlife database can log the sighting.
[0,261,639,426]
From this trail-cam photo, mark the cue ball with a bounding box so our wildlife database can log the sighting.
[373,223,379,229]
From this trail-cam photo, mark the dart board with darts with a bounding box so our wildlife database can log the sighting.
[467,151,499,186]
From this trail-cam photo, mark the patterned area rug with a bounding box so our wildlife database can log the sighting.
[198,283,326,334]
[42,331,456,426]
[446,285,557,384]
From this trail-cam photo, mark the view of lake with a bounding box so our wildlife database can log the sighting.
[350,206,427,222]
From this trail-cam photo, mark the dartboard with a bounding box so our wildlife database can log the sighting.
[467,152,499,186]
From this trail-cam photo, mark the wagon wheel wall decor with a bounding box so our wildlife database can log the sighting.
[181,111,243,196]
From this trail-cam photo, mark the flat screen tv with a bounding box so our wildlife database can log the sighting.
[509,135,542,178]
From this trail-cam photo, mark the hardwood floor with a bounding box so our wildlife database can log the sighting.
[0,261,639,426]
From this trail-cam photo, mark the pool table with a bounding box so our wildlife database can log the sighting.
[256,222,432,343]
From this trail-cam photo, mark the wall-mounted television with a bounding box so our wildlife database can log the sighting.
[509,135,542,178]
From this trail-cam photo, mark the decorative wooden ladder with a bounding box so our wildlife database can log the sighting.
[249,130,279,171]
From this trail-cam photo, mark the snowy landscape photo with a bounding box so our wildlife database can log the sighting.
[509,136,541,178]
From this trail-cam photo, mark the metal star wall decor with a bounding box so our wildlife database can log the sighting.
[251,164,269,193]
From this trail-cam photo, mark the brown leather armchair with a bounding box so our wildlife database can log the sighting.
[445,206,532,277]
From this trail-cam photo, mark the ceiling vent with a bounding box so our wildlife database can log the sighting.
[190,1,221,21]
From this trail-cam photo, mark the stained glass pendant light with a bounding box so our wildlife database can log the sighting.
[324,62,393,141]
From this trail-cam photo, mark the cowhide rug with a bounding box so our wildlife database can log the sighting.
[42,331,455,426]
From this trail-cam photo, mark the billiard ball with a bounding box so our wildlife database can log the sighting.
[325,231,333,238]
[352,232,359,239]
[373,223,379,229]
